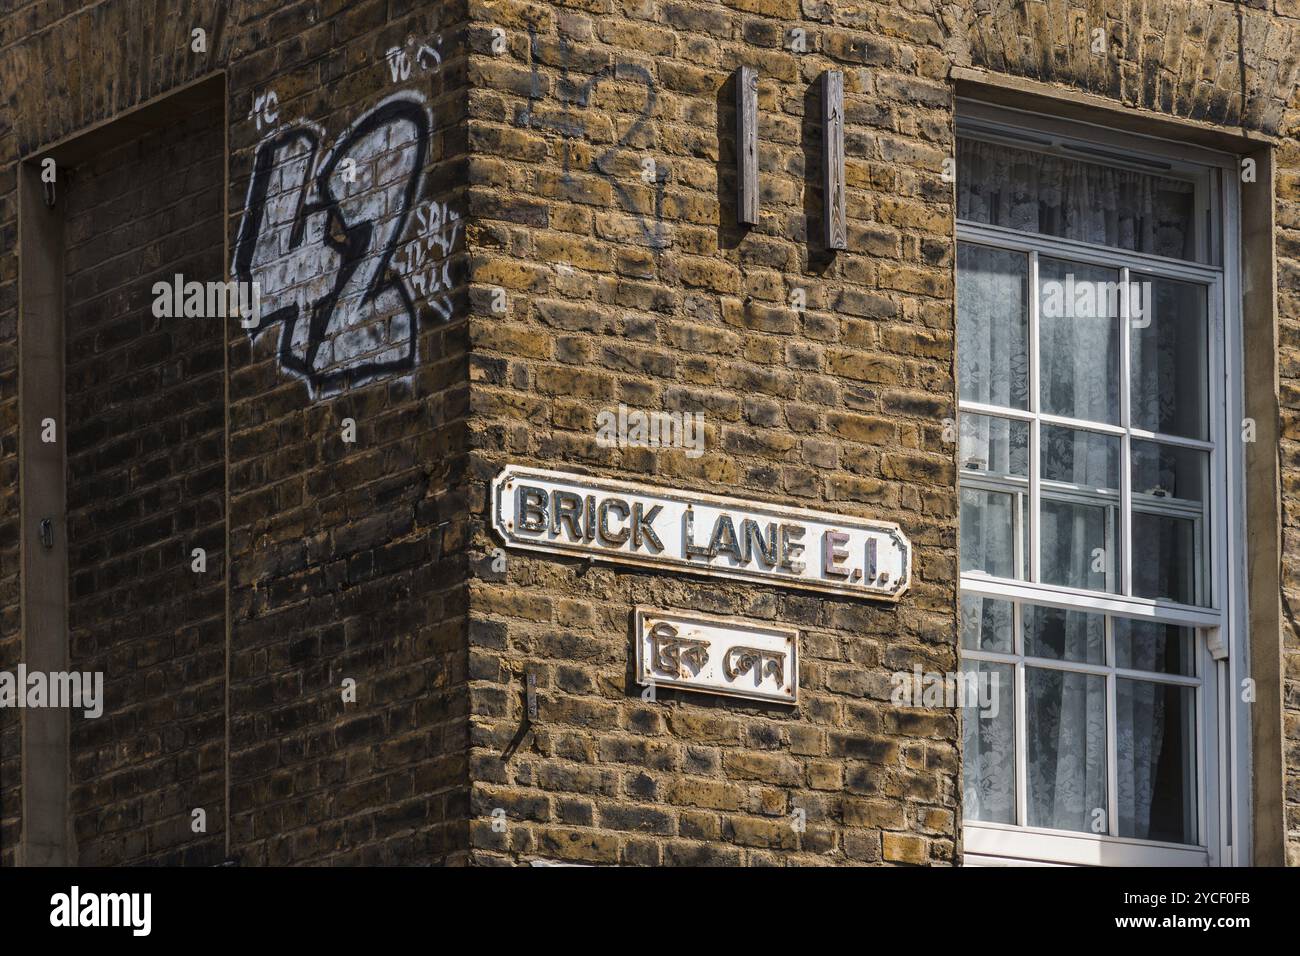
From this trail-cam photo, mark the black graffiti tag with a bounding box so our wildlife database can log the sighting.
[233,94,435,396]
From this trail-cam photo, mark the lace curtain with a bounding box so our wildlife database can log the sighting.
[957,138,1197,260]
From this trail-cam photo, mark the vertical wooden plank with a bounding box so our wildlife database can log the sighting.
[822,70,846,250]
[18,160,71,866]
[736,66,759,226]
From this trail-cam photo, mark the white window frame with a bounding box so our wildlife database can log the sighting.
[955,100,1250,867]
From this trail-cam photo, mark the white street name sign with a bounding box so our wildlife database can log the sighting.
[491,466,911,600]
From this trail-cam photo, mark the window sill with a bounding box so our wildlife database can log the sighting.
[964,823,1210,867]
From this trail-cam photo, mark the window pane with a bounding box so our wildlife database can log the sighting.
[956,138,1198,260]
[1039,426,1119,592]
[1114,619,1196,676]
[1117,680,1197,844]
[961,487,1025,580]
[960,413,1028,478]
[1040,497,1116,592]
[1041,425,1120,489]
[958,243,1029,410]
[1027,668,1108,833]
[1130,278,1208,440]
[1131,440,1206,504]
[1131,441,1207,606]
[1131,513,1198,605]
[963,660,1015,825]
[961,594,1013,653]
[1039,258,1121,425]
[1022,604,1105,665]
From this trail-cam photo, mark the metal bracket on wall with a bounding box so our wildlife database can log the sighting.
[526,672,538,720]
[41,166,72,209]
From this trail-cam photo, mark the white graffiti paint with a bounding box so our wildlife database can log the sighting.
[249,90,279,130]
[394,197,460,322]
[386,34,443,83]
[233,90,460,397]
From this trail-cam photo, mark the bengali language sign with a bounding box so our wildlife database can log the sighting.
[634,607,798,704]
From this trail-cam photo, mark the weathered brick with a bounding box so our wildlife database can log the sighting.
[11,0,1293,876]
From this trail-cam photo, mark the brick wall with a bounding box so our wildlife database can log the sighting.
[458,0,1300,866]
[462,0,959,866]
[220,0,472,869]
[63,104,227,866]
[0,0,473,867]
[0,0,1298,868]
[0,0,239,873]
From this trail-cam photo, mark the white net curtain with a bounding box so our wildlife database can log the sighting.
[956,137,1197,260]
